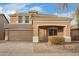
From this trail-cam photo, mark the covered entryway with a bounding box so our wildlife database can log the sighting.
[38,26,64,42]
[33,14,71,43]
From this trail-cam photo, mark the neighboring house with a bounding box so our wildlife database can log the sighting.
[71,25,79,41]
[5,10,72,43]
[0,14,9,40]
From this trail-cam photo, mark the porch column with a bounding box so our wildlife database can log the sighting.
[33,25,39,43]
[5,29,9,40]
[64,25,71,42]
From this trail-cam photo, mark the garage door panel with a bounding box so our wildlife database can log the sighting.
[9,30,33,41]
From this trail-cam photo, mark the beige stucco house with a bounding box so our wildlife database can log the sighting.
[5,10,72,43]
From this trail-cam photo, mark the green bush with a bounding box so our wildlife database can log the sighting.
[48,36,65,45]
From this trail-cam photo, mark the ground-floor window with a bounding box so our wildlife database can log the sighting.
[48,28,57,36]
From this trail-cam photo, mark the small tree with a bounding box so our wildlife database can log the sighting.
[75,7,79,27]
[57,3,79,27]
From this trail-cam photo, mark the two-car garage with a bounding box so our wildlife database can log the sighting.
[5,24,33,42]
[8,30,33,41]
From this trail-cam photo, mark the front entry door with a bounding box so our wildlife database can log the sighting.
[39,28,48,42]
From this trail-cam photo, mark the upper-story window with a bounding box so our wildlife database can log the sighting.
[25,16,29,23]
[18,16,22,23]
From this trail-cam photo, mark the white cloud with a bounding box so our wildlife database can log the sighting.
[5,10,16,14]
[0,4,44,14]
[0,6,16,14]
[0,3,31,14]
[3,3,30,11]
[0,7,3,13]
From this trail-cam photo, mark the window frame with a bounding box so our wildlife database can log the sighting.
[48,27,58,36]
[18,16,23,23]
[25,16,30,24]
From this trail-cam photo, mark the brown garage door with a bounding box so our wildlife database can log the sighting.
[8,30,33,42]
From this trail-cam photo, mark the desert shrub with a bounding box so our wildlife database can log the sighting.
[48,36,65,45]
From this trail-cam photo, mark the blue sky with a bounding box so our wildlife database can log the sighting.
[0,3,78,25]
[0,3,78,15]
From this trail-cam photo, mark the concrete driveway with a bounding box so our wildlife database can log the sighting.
[0,41,33,56]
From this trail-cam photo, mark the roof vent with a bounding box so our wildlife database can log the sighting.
[29,10,38,14]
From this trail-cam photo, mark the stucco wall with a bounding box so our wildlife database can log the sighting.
[10,14,32,24]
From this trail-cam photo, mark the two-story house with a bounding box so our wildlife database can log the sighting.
[5,10,72,43]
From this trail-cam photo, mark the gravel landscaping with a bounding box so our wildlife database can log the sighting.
[33,42,79,54]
